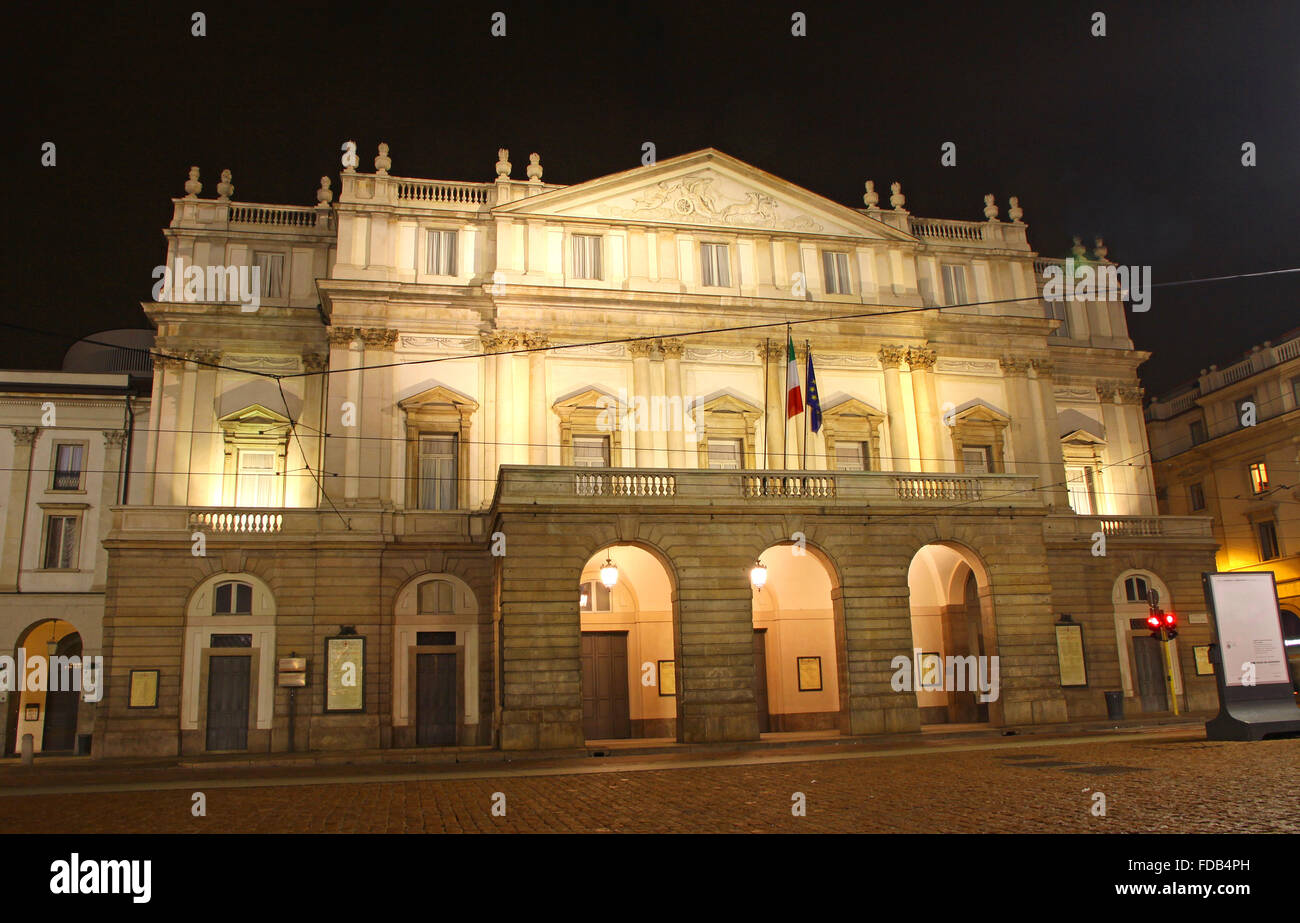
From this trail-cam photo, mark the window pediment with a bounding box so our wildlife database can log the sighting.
[400,384,478,428]
[216,404,291,438]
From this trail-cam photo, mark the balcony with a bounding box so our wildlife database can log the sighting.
[1043,512,1215,544]
[909,216,1030,250]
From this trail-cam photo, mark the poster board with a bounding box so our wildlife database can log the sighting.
[325,634,365,712]
[1055,620,1088,686]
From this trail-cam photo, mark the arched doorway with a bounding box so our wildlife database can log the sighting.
[907,542,998,726]
[577,543,678,742]
[5,619,83,755]
[750,542,845,734]
[1112,570,1181,713]
[392,573,481,747]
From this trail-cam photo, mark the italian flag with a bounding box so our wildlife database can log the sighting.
[786,331,803,417]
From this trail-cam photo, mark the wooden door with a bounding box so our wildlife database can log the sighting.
[416,653,458,746]
[205,656,251,751]
[1132,636,1168,713]
[754,629,771,733]
[42,633,82,752]
[581,632,630,740]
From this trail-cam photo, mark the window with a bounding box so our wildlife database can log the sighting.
[580,580,612,613]
[572,234,603,280]
[214,581,253,614]
[1249,461,1269,494]
[940,264,969,306]
[253,252,285,297]
[416,631,457,646]
[418,434,458,510]
[1258,521,1280,561]
[1292,377,1300,406]
[419,580,454,614]
[1123,575,1150,603]
[1065,465,1097,515]
[822,251,851,294]
[700,243,730,287]
[961,445,992,475]
[1188,482,1206,511]
[707,438,743,469]
[427,230,459,276]
[42,515,78,569]
[210,633,252,648]
[236,450,276,507]
[572,435,610,468]
[52,444,84,490]
[834,441,868,471]
[1189,419,1207,445]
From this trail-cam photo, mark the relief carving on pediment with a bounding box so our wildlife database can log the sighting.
[598,173,824,231]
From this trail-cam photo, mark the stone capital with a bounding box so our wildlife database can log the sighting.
[12,426,39,447]
[103,429,128,448]
[154,354,187,371]
[479,329,519,354]
[761,342,786,362]
[1030,358,1055,378]
[302,353,329,373]
[359,327,399,350]
[1095,380,1119,401]
[1118,384,1144,404]
[628,340,656,359]
[189,349,222,367]
[328,326,361,347]
[999,356,1032,376]
[906,346,937,371]
[658,338,685,360]
[523,331,551,350]
[878,345,908,369]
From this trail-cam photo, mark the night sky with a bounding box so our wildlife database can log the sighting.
[7,0,1297,397]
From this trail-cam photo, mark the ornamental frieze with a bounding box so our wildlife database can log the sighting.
[597,173,825,232]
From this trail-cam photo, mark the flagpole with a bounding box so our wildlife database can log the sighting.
[764,338,770,469]
[783,325,789,471]
[802,339,810,470]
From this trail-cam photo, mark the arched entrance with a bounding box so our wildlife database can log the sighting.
[577,543,678,742]
[750,542,845,734]
[1112,570,1181,712]
[392,573,481,747]
[5,619,83,755]
[907,542,998,726]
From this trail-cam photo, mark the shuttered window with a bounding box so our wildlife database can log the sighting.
[418,434,458,510]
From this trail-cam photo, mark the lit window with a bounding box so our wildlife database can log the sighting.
[1124,575,1150,603]
[573,435,610,468]
[52,444,84,490]
[940,264,969,306]
[834,442,868,471]
[253,252,285,297]
[579,579,611,613]
[43,515,78,569]
[427,230,459,276]
[572,234,603,280]
[1188,482,1206,511]
[1066,465,1097,515]
[417,434,457,510]
[707,438,743,469]
[822,251,852,294]
[1249,461,1269,494]
[213,580,253,614]
[1258,521,1280,561]
[700,243,731,287]
[236,450,276,507]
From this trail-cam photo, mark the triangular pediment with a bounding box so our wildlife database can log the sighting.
[493,149,916,242]
[951,399,1010,424]
[398,384,478,412]
[216,403,290,430]
[823,397,886,420]
[554,386,620,412]
[696,390,763,419]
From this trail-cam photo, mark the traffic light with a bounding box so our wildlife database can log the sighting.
[1146,612,1162,635]
[1162,611,1178,640]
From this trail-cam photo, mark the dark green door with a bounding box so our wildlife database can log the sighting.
[415,653,458,746]
[206,656,251,750]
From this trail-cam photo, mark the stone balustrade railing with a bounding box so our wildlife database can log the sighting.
[395,178,493,207]
[1147,329,1300,424]
[1043,512,1214,542]
[169,198,334,233]
[910,216,1030,250]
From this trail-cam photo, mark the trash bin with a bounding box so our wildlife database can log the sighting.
[1104,691,1124,721]
[75,734,92,756]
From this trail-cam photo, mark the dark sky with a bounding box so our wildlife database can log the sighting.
[8,0,1297,396]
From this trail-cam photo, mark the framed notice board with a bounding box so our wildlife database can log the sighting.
[1054,618,1088,687]
[325,633,366,712]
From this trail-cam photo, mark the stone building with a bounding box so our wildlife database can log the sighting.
[92,147,1219,758]
[1146,328,1300,661]
[0,331,153,755]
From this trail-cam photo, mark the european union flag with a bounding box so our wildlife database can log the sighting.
[806,347,822,433]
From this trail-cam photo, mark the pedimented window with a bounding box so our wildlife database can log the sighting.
[399,385,478,510]
[554,388,622,466]
[693,393,761,469]
[820,398,886,472]
[216,404,292,507]
[947,401,1010,474]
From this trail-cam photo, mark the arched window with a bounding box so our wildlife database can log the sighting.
[419,580,455,614]
[214,581,253,614]
[1123,575,1150,603]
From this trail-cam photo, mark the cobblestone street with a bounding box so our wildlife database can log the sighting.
[2,730,1296,834]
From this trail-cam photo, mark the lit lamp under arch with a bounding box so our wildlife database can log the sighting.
[750,560,768,591]
[599,554,619,589]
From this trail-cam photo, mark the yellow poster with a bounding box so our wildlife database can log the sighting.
[1055,624,1087,686]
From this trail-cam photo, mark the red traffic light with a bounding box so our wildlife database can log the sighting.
[1146,613,1162,632]
[1163,612,1177,628]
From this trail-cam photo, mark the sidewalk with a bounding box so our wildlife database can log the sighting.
[0,712,1211,793]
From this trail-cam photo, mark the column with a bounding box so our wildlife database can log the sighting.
[187,350,220,506]
[879,346,911,471]
[151,355,184,505]
[324,327,357,506]
[763,341,784,469]
[170,354,198,506]
[907,347,941,472]
[494,330,519,469]
[629,341,654,467]
[140,352,167,504]
[479,332,498,484]
[344,331,364,501]
[526,333,549,465]
[1120,384,1157,515]
[360,328,397,503]
[660,338,687,468]
[0,427,38,591]
[999,357,1039,479]
[93,430,127,590]
[1030,360,1070,508]
[1095,381,1130,514]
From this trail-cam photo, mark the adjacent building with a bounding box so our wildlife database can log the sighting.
[85,146,1220,758]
